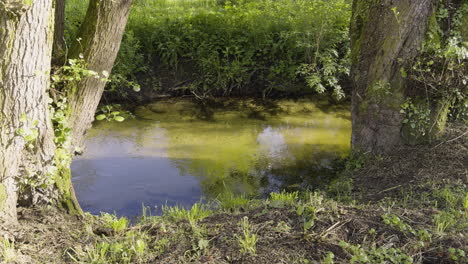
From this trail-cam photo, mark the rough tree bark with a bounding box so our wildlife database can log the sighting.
[0,0,57,222]
[52,0,66,65]
[68,0,133,150]
[350,0,436,153]
[1,0,132,223]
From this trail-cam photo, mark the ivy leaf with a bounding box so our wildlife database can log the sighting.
[96,114,106,121]
[114,116,125,122]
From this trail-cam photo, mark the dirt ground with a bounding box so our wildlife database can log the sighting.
[0,123,466,264]
[351,123,467,202]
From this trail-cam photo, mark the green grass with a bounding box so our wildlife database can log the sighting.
[236,216,258,256]
[101,213,129,233]
[66,0,352,98]
[216,191,251,212]
[269,190,299,207]
[1,239,16,263]
[162,202,213,224]
[60,186,467,263]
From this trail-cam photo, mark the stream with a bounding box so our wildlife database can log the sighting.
[71,98,351,218]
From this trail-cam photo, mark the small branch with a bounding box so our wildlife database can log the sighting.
[319,219,351,238]
[377,184,402,194]
[432,129,468,149]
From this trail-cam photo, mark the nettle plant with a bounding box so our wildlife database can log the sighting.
[400,99,432,139]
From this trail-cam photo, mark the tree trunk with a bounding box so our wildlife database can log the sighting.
[0,0,57,223]
[68,0,133,151]
[52,0,66,65]
[350,0,435,153]
[0,0,132,223]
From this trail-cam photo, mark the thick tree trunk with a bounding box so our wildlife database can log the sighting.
[0,0,57,222]
[52,0,66,65]
[68,0,133,150]
[1,0,132,223]
[350,0,435,153]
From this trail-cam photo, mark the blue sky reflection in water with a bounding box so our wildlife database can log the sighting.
[72,99,351,218]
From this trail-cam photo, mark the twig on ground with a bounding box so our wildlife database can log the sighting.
[432,130,468,149]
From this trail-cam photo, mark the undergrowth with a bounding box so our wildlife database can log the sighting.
[66,0,352,99]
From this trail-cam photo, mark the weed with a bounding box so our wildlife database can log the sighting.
[154,238,169,257]
[1,238,16,263]
[433,187,460,208]
[448,247,467,263]
[434,211,457,233]
[327,176,353,202]
[339,241,413,264]
[381,213,416,235]
[70,230,150,264]
[464,193,468,210]
[322,251,335,264]
[269,191,299,208]
[236,216,258,256]
[216,192,251,212]
[163,202,213,225]
[273,221,292,233]
[101,213,129,234]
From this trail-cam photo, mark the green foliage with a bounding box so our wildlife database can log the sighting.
[68,220,150,264]
[101,213,129,234]
[0,238,16,263]
[407,1,468,125]
[163,202,213,225]
[381,213,416,235]
[66,0,351,98]
[296,192,325,232]
[327,176,353,202]
[107,31,145,96]
[15,114,39,149]
[339,241,413,264]
[269,191,298,208]
[433,211,457,233]
[216,192,251,212]
[322,252,335,264]
[95,104,134,122]
[0,184,6,211]
[400,98,431,139]
[433,187,460,208]
[448,247,467,263]
[236,216,258,256]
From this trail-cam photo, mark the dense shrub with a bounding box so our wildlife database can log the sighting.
[66,0,352,99]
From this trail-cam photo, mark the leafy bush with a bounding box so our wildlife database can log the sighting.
[66,0,352,99]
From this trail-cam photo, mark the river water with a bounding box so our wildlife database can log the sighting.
[71,98,351,218]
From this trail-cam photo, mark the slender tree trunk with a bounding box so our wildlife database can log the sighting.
[68,0,133,150]
[0,0,57,223]
[53,0,66,65]
[350,0,436,153]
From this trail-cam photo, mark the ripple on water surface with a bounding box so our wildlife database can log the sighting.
[71,98,351,218]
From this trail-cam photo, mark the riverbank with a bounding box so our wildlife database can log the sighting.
[1,123,466,263]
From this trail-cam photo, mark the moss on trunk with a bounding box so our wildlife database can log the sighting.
[350,0,435,153]
[0,184,6,212]
[53,148,82,215]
